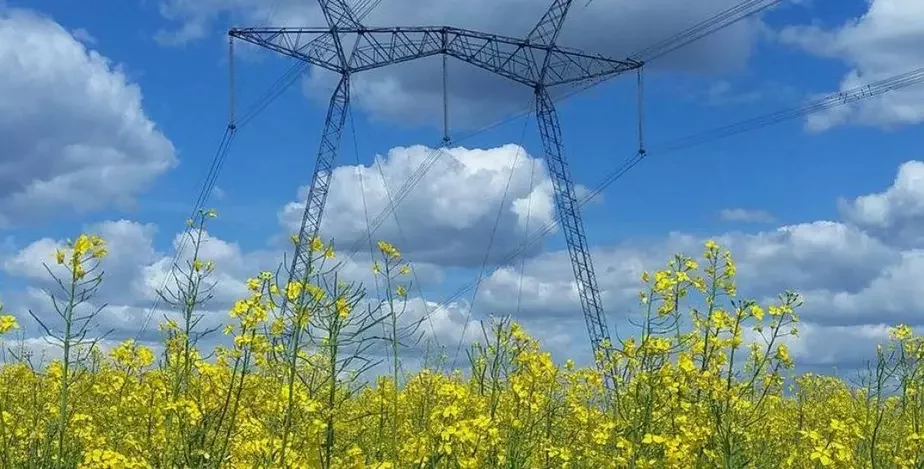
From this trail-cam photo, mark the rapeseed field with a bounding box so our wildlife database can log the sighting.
[0,210,921,468]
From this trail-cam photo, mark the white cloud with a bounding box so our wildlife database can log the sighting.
[719,208,776,223]
[839,160,924,247]
[800,249,924,327]
[402,297,482,350]
[468,202,924,371]
[475,220,899,324]
[2,221,247,340]
[740,321,891,370]
[4,220,160,304]
[0,9,176,226]
[720,221,899,295]
[1,218,451,348]
[279,144,560,267]
[779,0,924,131]
[3,335,163,366]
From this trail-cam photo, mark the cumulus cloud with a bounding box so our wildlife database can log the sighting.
[779,0,924,131]
[475,220,900,323]
[279,144,561,267]
[159,0,764,125]
[799,249,924,327]
[838,160,924,248]
[4,221,160,303]
[0,9,176,227]
[6,335,163,366]
[1,218,451,350]
[2,220,254,340]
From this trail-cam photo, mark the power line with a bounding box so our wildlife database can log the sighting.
[633,0,780,63]
[348,107,440,352]
[450,111,532,370]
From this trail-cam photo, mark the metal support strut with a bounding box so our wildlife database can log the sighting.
[535,86,616,393]
[442,53,450,145]
[637,67,646,156]
[229,37,237,130]
[289,73,351,283]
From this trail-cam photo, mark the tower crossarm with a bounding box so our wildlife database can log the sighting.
[229,26,642,86]
[230,27,344,73]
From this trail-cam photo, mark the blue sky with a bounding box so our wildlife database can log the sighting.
[2,0,924,373]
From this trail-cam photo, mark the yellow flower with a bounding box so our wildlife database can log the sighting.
[335,297,351,319]
[306,284,325,302]
[889,324,913,341]
[91,245,108,259]
[677,353,696,373]
[270,317,285,336]
[286,281,304,302]
[377,240,401,259]
[73,234,92,256]
[0,315,19,334]
[775,344,793,368]
[109,339,154,369]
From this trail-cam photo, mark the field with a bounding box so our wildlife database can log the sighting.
[0,211,922,469]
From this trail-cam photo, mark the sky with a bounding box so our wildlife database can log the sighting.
[2,0,924,377]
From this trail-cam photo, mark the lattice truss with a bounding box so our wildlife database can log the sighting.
[230,0,645,393]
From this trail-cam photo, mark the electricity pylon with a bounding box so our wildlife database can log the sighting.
[230,0,643,394]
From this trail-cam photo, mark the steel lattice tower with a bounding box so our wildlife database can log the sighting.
[230,0,643,394]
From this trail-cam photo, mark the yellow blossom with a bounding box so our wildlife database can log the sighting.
[377,240,401,259]
[0,315,18,334]
[335,297,351,319]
